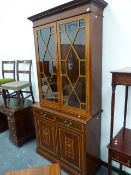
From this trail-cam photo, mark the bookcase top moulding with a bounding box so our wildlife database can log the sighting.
[28,0,108,22]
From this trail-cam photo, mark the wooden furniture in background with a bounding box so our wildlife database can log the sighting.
[0,98,35,146]
[5,163,61,175]
[28,0,108,175]
[108,68,131,175]
[0,61,16,101]
[1,60,35,105]
[0,113,8,132]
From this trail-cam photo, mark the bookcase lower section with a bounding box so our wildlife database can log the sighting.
[33,105,101,175]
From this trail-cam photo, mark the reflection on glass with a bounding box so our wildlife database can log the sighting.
[67,49,79,84]
[60,31,70,60]
[80,61,85,75]
[60,18,86,110]
[37,31,46,60]
[68,92,80,108]
[37,25,58,102]
[66,21,78,41]
[79,19,85,27]
[52,61,56,73]
[61,61,66,74]
[41,28,50,45]
[60,24,65,31]
[74,28,85,60]
[48,34,56,60]
[51,26,55,33]
[62,76,71,97]
[75,77,86,103]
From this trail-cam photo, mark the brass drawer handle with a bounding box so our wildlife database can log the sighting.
[40,112,43,115]
[41,113,47,117]
[64,120,72,127]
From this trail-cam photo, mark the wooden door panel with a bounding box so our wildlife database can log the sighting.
[36,117,56,156]
[58,127,82,170]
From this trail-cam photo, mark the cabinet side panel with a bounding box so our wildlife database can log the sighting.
[90,13,103,115]
[86,114,101,174]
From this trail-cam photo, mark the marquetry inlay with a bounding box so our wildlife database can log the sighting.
[65,137,74,159]
[43,127,50,145]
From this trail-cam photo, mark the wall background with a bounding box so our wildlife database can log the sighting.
[0,0,131,173]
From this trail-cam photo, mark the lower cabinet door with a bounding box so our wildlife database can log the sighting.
[35,116,56,156]
[58,126,82,172]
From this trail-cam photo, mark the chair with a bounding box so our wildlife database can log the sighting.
[4,163,61,175]
[1,60,35,104]
[0,61,15,97]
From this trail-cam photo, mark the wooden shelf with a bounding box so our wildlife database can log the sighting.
[108,128,131,157]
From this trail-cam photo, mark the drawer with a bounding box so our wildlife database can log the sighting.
[112,151,131,168]
[56,116,83,132]
[33,108,55,121]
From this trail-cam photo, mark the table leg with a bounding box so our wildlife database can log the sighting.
[119,164,122,175]
[108,150,112,175]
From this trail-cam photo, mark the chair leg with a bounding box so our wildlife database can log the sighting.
[6,90,10,98]
[20,90,24,99]
[119,164,122,175]
[30,86,35,103]
[2,89,7,107]
[16,91,21,100]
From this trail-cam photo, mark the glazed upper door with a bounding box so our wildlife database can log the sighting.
[58,15,88,112]
[35,23,59,105]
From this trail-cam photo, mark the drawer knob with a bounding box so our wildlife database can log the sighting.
[40,112,43,115]
[44,113,47,116]
[64,120,67,124]
[69,122,72,126]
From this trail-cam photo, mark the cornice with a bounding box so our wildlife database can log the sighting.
[28,0,108,22]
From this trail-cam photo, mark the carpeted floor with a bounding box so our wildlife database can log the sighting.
[0,130,117,175]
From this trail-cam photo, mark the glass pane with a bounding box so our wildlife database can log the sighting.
[79,19,85,27]
[37,31,46,60]
[37,25,58,102]
[67,49,79,84]
[74,28,85,60]
[51,26,55,33]
[60,24,65,31]
[61,61,66,74]
[68,91,80,108]
[59,18,86,110]
[45,87,54,100]
[50,75,58,92]
[44,51,51,61]
[48,34,56,60]
[62,76,71,98]
[41,28,50,45]
[66,21,78,42]
[80,61,85,75]
[75,77,86,103]
[39,61,43,73]
[52,61,56,73]
[60,31,70,60]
